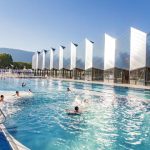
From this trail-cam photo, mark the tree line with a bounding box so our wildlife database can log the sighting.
[0,53,32,69]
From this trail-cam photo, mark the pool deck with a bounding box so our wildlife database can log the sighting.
[51,78,150,90]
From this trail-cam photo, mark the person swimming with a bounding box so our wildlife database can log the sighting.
[74,106,79,112]
[0,95,4,102]
[67,87,71,92]
[83,99,89,103]
[13,91,20,97]
[28,89,32,93]
[22,82,26,87]
[67,106,81,115]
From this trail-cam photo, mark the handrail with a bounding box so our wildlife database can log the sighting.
[0,108,6,124]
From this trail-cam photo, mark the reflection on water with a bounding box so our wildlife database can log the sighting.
[0,78,149,150]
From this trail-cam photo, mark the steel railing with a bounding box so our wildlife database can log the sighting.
[0,108,6,124]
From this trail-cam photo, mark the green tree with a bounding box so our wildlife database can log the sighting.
[0,53,13,68]
[13,62,32,69]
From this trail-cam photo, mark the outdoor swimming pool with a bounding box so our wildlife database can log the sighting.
[0,78,150,150]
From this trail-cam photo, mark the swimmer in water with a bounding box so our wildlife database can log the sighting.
[67,87,71,92]
[28,89,32,93]
[83,99,89,103]
[22,82,26,87]
[74,106,79,113]
[66,106,81,115]
[14,91,20,97]
[0,95,4,102]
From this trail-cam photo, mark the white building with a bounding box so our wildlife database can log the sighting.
[50,48,55,69]
[59,46,65,70]
[104,33,129,83]
[84,38,103,81]
[45,50,50,70]
[130,27,147,70]
[32,51,40,70]
[38,50,47,70]
[104,34,116,70]
[130,27,150,85]
[85,38,94,70]
[70,42,78,70]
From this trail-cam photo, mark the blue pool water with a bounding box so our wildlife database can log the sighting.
[0,78,150,150]
[0,132,12,150]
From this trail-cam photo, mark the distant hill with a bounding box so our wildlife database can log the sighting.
[0,48,34,63]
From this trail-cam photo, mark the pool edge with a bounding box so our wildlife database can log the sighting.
[0,124,30,150]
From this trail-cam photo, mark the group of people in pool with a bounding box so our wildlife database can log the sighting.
[1,84,86,116]
[0,82,32,104]
[0,91,20,103]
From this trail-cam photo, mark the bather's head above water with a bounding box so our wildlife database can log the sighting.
[22,82,26,87]
[16,91,19,97]
[74,106,79,112]
[0,95,4,102]
[67,87,71,92]
[28,89,32,93]
[66,106,81,115]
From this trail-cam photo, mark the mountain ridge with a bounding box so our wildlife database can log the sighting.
[0,48,34,63]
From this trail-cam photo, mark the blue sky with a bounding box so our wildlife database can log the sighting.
[0,0,150,60]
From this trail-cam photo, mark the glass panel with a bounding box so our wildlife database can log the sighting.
[32,53,36,69]
[130,27,147,70]
[146,67,150,85]
[32,52,39,70]
[38,52,42,69]
[38,50,45,70]
[85,39,94,70]
[76,42,84,70]
[59,46,64,70]
[104,34,116,70]
[50,49,54,69]
[45,51,50,69]
[115,31,130,70]
[70,43,77,70]
[85,68,92,81]
[93,39,104,70]
[130,68,145,85]
[104,68,114,83]
[146,33,150,67]
[63,45,70,69]
[53,50,59,69]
